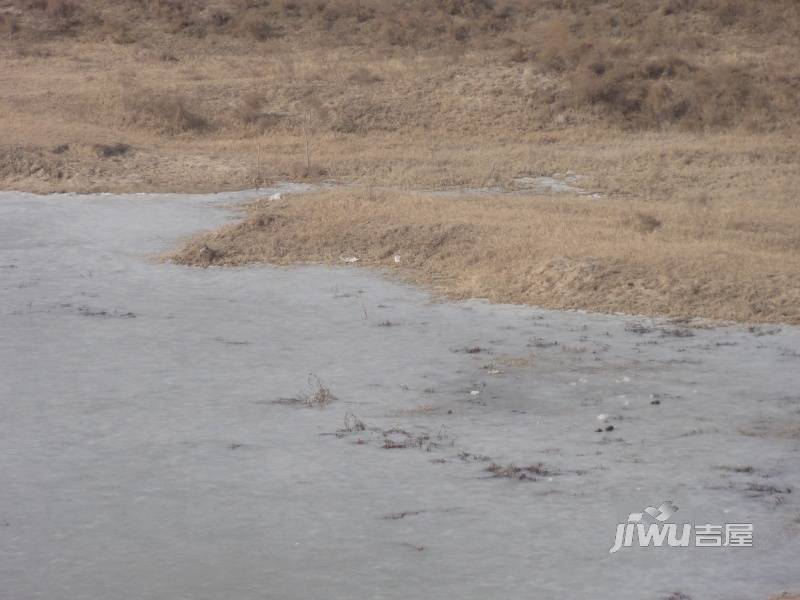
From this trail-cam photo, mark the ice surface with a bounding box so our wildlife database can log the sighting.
[1,188,799,600]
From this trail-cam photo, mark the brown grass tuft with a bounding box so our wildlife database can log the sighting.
[628,212,662,234]
[276,373,338,408]
[122,88,210,135]
[0,13,19,35]
[45,0,76,19]
[239,13,277,41]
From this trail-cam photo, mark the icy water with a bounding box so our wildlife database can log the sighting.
[1,189,799,600]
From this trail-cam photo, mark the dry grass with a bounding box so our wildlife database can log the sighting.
[121,87,210,135]
[2,0,800,324]
[1,1,799,190]
[486,462,555,480]
[171,186,800,324]
[1,1,799,187]
[275,373,337,408]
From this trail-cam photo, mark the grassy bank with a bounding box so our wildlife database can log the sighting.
[1,0,799,192]
[171,186,800,324]
[2,0,800,324]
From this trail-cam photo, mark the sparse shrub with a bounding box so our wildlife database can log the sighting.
[627,211,662,233]
[288,161,327,179]
[486,462,555,480]
[237,90,264,122]
[438,0,495,18]
[94,142,131,158]
[280,0,301,17]
[110,22,138,44]
[271,373,337,407]
[341,412,366,433]
[237,91,284,132]
[182,22,208,38]
[320,5,340,29]
[570,46,778,129]
[347,66,382,85]
[331,100,393,134]
[0,14,19,35]
[539,20,574,72]
[662,0,695,16]
[27,0,83,34]
[354,3,375,22]
[714,0,748,27]
[451,24,470,42]
[207,8,231,28]
[690,64,772,128]
[304,373,336,407]
[45,0,76,19]
[643,56,693,80]
[196,244,223,265]
[280,373,337,407]
[15,45,54,58]
[573,60,646,117]
[123,88,210,134]
[241,13,276,40]
[3,0,798,153]
[381,424,453,451]
[508,46,530,63]
[479,3,514,32]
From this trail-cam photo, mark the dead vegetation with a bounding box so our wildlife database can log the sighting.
[2,1,800,323]
[338,412,366,435]
[171,186,800,324]
[94,142,130,158]
[486,462,556,481]
[121,88,210,135]
[332,414,456,453]
[275,373,337,408]
[381,425,454,451]
[1,0,800,192]
[382,510,425,520]
[3,0,798,135]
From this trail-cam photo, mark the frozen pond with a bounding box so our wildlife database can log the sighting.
[1,189,799,600]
